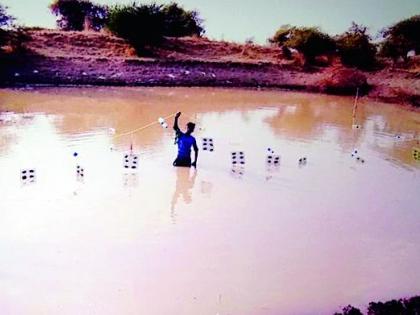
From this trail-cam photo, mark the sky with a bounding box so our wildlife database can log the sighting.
[1,0,420,43]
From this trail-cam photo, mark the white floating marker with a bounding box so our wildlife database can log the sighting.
[352,124,361,129]
[266,154,281,165]
[202,138,214,152]
[298,157,307,165]
[158,117,168,129]
[76,165,84,176]
[231,151,245,165]
[231,152,245,178]
[123,152,139,170]
[351,149,365,163]
[76,165,85,181]
[21,169,36,184]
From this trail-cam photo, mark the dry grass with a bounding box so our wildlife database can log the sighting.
[25,29,287,64]
[27,29,137,59]
[154,36,286,64]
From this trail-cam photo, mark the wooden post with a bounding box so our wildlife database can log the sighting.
[352,87,359,125]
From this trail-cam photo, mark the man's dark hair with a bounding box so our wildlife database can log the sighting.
[187,122,195,130]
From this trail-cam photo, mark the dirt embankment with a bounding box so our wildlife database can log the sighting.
[1,29,419,106]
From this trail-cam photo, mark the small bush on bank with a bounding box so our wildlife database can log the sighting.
[50,0,108,31]
[319,67,369,95]
[336,22,377,70]
[270,26,336,66]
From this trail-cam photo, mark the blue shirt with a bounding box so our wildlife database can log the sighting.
[177,132,197,159]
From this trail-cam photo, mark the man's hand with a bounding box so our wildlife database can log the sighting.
[191,161,197,168]
[174,112,181,132]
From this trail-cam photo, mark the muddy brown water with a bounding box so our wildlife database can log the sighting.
[0,87,419,315]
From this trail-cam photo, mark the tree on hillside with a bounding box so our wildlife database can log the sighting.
[269,25,294,45]
[368,296,420,315]
[107,3,165,52]
[270,26,336,65]
[0,4,14,28]
[162,2,204,37]
[49,0,108,31]
[380,15,420,62]
[336,22,377,69]
[368,299,405,315]
[106,2,205,53]
[334,305,363,315]
[0,4,15,49]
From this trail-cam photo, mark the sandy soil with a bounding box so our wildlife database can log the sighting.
[0,29,419,106]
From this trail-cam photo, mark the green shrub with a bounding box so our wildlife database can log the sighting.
[270,26,336,65]
[337,22,377,69]
[380,15,420,62]
[50,0,108,31]
[106,2,205,53]
[162,2,204,37]
[269,25,294,45]
[107,3,165,52]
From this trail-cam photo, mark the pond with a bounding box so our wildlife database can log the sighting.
[0,87,419,315]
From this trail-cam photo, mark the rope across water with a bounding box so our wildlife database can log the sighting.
[113,112,178,139]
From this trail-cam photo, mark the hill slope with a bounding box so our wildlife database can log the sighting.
[1,29,419,106]
[27,29,286,64]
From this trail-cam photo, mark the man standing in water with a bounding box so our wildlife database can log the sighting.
[173,112,198,167]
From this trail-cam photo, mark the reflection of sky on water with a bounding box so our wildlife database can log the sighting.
[0,87,419,315]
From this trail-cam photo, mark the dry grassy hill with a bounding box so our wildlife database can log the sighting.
[1,29,419,106]
[26,29,287,64]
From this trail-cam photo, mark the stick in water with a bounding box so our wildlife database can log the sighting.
[352,87,359,123]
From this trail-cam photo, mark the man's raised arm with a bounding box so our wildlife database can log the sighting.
[173,112,181,132]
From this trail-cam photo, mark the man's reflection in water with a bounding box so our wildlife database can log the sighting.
[170,167,197,223]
